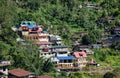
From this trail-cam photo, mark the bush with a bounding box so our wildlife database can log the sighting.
[103,72,116,78]
[70,72,85,78]
[111,41,120,51]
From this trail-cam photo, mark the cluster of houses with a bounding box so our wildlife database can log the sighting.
[18,21,90,71]
[0,21,99,78]
[99,26,120,47]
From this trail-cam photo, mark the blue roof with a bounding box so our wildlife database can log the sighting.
[57,56,74,60]
[51,57,59,62]
[21,21,36,28]
[28,24,35,28]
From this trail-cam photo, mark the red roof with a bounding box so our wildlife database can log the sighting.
[74,52,87,58]
[37,75,54,78]
[8,68,32,77]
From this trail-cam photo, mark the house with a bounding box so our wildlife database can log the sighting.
[51,57,59,64]
[73,44,93,54]
[92,44,102,49]
[86,4,95,8]
[79,48,94,54]
[24,32,49,41]
[72,44,91,51]
[20,21,43,35]
[55,35,62,45]
[21,21,36,29]
[24,33,39,40]
[37,41,53,49]
[38,33,49,42]
[111,35,120,42]
[78,45,91,49]
[39,45,70,58]
[73,52,87,68]
[49,35,62,45]
[112,26,120,35]
[37,41,54,58]
[51,45,70,57]
[20,21,35,35]
[40,51,55,58]
[8,68,35,78]
[101,39,112,47]
[0,60,11,78]
[37,75,54,78]
[40,48,55,58]
[87,58,99,66]
[56,56,75,70]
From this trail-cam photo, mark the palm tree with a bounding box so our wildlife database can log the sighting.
[15,40,55,76]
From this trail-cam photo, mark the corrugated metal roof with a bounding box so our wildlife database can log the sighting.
[74,52,87,58]
[21,21,36,28]
[8,68,32,77]
[57,56,74,60]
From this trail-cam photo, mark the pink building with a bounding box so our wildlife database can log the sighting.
[73,51,87,68]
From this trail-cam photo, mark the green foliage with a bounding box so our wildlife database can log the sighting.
[0,28,18,46]
[82,30,102,44]
[93,49,120,66]
[111,41,120,51]
[0,0,120,77]
[103,72,116,78]
[112,67,120,76]
[70,72,86,78]
[0,42,11,60]
[0,0,18,27]
[7,0,119,45]
[12,40,55,76]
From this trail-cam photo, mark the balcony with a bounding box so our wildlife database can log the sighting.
[52,49,68,52]
[0,61,11,67]
[77,61,88,64]
[38,38,49,42]
[57,63,73,69]
[40,52,55,58]
[38,33,49,36]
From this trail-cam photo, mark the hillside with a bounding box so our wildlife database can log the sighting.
[0,0,120,78]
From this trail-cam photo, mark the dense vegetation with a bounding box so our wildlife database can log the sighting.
[0,0,120,77]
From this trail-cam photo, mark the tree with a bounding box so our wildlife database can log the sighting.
[0,0,18,46]
[82,30,102,45]
[111,41,120,51]
[12,40,55,76]
[0,0,18,27]
[103,72,116,78]
[0,42,12,60]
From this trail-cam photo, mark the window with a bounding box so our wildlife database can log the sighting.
[3,67,6,71]
[68,60,72,63]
